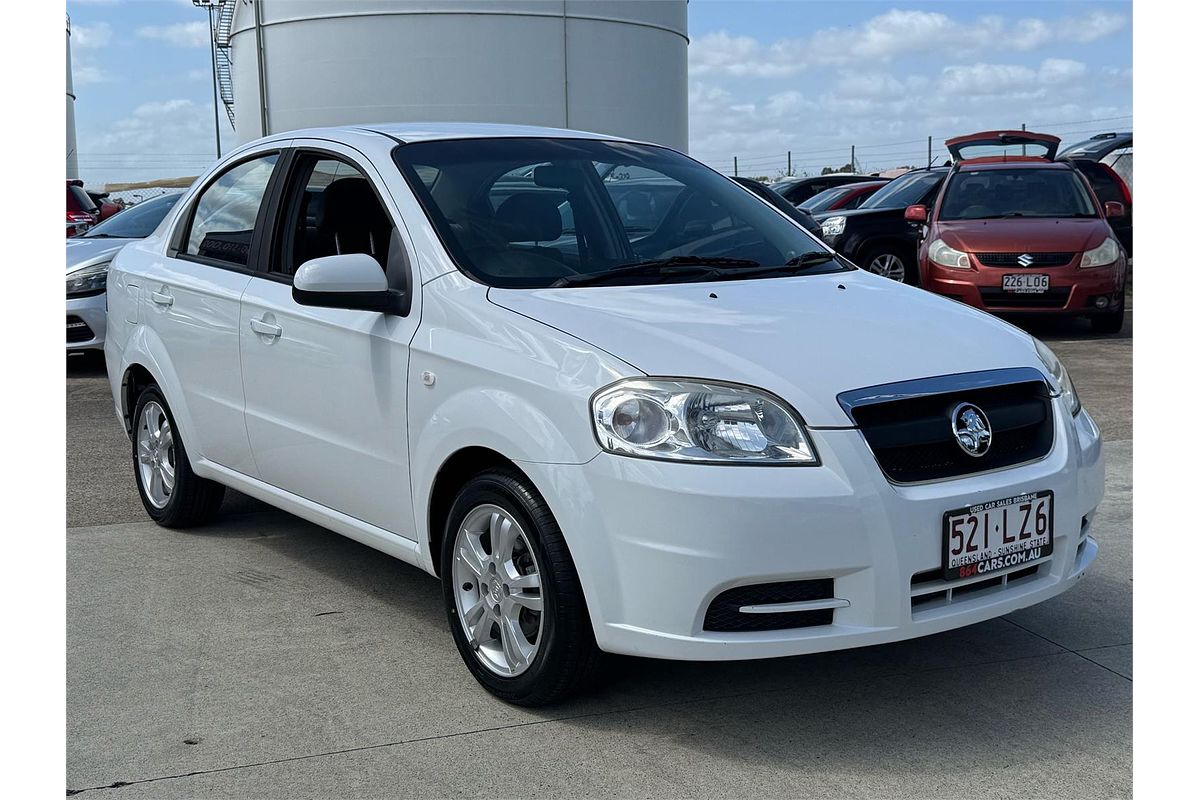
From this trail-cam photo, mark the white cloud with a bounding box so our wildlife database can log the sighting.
[70,22,112,49]
[136,21,210,48]
[689,8,1129,78]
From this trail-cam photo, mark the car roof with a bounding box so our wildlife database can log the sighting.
[255,122,630,146]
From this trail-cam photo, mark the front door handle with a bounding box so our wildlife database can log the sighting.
[150,289,173,307]
[249,317,282,338]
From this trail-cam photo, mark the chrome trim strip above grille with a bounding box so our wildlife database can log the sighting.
[836,367,1051,417]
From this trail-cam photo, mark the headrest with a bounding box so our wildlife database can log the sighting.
[494,193,563,243]
[322,177,387,229]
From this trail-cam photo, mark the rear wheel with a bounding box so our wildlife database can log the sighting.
[132,386,224,527]
[441,468,601,706]
[861,246,916,284]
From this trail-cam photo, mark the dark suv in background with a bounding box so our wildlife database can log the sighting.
[811,168,948,283]
[1058,132,1132,256]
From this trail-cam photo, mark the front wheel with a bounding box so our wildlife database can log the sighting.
[1090,304,1126,335]
[861,247,916,284]
[441,468,601,706]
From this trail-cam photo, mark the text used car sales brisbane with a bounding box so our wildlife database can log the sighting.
[104,124,1103,706]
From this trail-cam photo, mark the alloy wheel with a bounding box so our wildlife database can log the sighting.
[136,400,176,509]
[867,253,907,281]
[451,504,544,676]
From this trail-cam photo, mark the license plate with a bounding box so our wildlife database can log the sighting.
[1002,273,1049,293]
[942,491,1053,581]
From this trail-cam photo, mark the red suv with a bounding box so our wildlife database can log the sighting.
[67,179,99,237]
[909,131,1128,333]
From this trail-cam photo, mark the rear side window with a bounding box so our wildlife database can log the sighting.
[185,154,278,266]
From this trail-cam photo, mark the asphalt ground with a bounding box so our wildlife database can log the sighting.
[66,310,1132,798]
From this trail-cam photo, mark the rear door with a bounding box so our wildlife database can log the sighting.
[238,141,421,537]
[143,149,283,475]
[946,130,1060,162]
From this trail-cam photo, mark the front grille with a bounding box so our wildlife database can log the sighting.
[704,579,835,632]
[66,315,94,343]
[976,252,1075,268]
[979,287,1071,308]
[841,370,1054,483]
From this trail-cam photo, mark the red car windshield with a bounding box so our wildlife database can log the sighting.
[939,168,1096,221]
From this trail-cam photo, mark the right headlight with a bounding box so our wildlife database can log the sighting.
[928,239,971,269]
[1034,339,1081,416]
[591,379,818,464]
[821,216,846,238]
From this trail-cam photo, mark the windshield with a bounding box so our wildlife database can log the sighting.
[858,171,944,209]
[939,168,1096,220]
[393,138,843,289]
[800,185,859,213]
[83,193,182,239]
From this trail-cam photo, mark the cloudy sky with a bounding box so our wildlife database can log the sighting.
[67,0,1132,185]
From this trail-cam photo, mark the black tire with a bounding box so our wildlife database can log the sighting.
[441,467,602,706]
[1090,303,1126,335]
[860,245,917,285]
[131,385,225,527]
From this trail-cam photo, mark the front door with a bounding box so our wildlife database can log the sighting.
[239,144,420,537]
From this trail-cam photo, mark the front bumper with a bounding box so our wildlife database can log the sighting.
[922,257,1126,315]
[67,292,107,351]
[525,399,1103,660]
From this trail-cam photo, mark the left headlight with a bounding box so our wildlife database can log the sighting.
[1080,237,1119,268]
[821,216,846,238]
[591,379,818,464]
[66,262,109,297]
[1034,339,1081,416]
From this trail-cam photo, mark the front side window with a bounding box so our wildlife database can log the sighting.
[185,154,278,266]
[394,138,842,289]
[859,171,944,210]
[274,155,397,277]
[939,168,1097,221]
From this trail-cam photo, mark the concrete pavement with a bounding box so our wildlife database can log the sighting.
[66,312,1131,798]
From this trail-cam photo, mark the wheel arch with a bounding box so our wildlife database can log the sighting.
[115,324,200,464]
[426,446,537,578]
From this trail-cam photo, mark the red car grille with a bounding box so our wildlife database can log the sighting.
[976,252,1075,268]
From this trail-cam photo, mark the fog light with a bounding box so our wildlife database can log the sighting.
[1095,296,1111,309]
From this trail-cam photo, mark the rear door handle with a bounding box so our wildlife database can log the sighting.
[249,317,282,338]
[150,289,173,307]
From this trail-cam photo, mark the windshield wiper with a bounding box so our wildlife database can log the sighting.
[784,251,838,268]
[551,256,760,287]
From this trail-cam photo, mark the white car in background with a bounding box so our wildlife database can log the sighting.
[104,124,1103,705]
[67,193,182,352]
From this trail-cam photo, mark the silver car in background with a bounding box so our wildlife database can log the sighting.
[66,193,182,352]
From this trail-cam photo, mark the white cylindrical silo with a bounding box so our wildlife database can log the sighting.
[66,15,79,180]
[229,0,688,150]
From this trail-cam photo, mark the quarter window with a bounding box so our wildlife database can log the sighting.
[185,154,278,266]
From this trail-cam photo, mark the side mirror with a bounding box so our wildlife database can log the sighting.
[292,253,406,314]
[904,204,929,223]
[1104,201,1126,219]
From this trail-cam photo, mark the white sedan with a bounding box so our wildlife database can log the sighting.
[104,123,1103,705]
